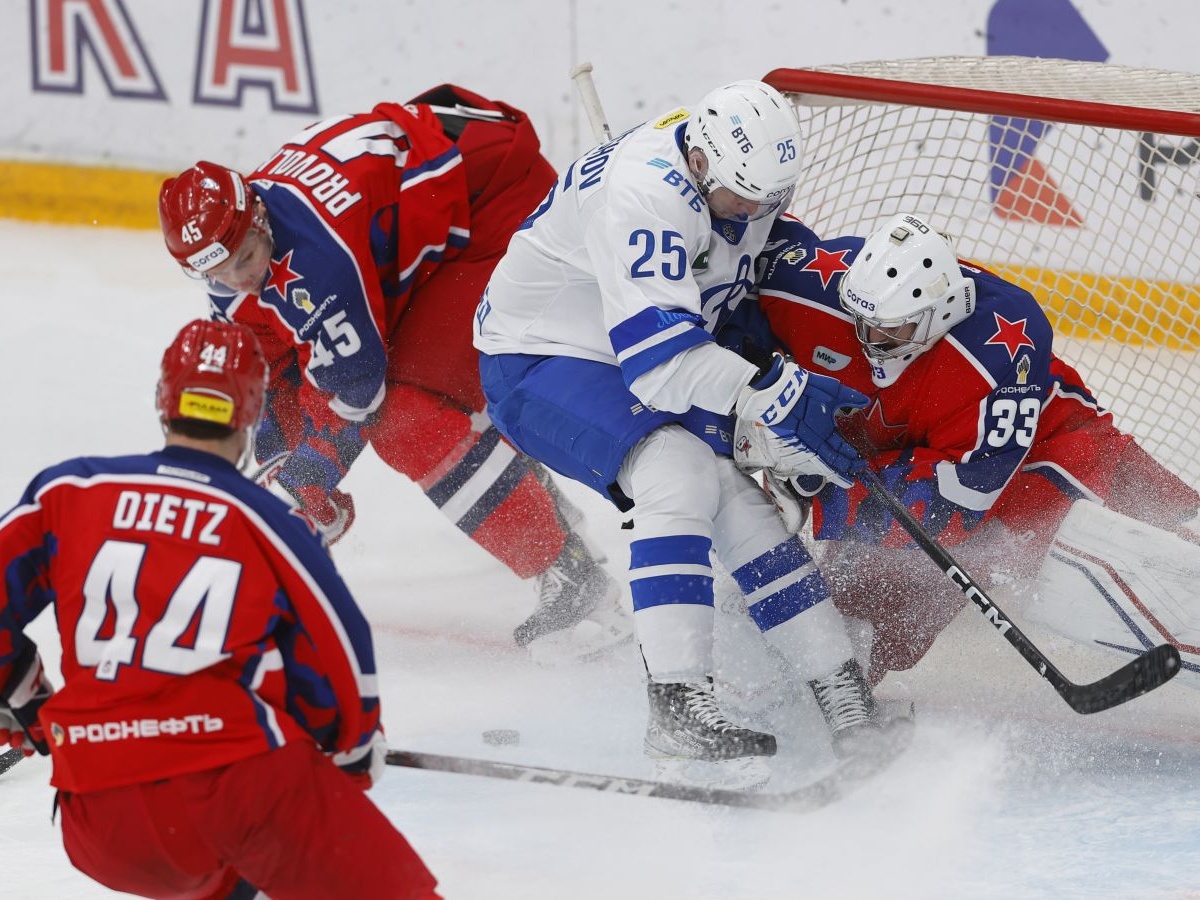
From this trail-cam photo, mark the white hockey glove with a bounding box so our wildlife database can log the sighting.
[331,727,387,790]
[734,355,868,488]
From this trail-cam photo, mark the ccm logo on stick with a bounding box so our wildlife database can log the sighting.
[947,565,1012,634]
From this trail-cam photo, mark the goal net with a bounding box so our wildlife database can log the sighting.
[765,56,1200,488]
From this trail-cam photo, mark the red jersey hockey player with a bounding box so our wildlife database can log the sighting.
[0,319,439,899]
[157,85,629,656]
[751,213,1200,682]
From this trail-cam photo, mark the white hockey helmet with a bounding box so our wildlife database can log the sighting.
[684,80,803,216]
[839,213,975,370]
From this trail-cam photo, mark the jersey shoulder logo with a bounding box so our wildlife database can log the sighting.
[984,312,1036,361]
[1016,353,1031,384]
[264,250,302,299]
[800,247,852,288]
[812,345,852,371]
[292,287,315,314]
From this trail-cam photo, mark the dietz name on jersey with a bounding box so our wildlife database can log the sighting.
[113,490,229,547]
[264,149,363,216]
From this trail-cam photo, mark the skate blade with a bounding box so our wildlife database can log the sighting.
[652,756,772,792]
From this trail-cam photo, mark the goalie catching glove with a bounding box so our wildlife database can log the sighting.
[0,644,54,758]
[734,354,868,487]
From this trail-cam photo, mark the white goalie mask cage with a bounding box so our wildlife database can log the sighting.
[684,80,804,215]
[838,213,975,365]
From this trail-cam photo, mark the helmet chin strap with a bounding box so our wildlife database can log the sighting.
[685,146,718,199]
[236,427,257,472]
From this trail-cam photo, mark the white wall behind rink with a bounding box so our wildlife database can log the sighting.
[4,0,1200,174]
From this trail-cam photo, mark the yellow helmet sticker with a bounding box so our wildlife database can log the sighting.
[179,390,235,424]
[654,109,689,129]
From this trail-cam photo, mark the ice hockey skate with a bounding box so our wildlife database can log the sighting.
[808,659,915,779]
[515,531,634,663]
[644,678,777,790]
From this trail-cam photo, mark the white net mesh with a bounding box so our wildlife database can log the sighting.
[770,56,1200,488]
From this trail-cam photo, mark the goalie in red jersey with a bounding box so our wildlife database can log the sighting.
[157,85,630,657]
[0,319,439,899]
[746,213,1200,684]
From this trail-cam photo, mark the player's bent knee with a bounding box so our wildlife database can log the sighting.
[618,426,721,527]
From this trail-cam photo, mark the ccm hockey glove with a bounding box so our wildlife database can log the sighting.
[734,354,868,487]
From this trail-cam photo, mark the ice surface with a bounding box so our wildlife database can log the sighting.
[2,221,1198,899]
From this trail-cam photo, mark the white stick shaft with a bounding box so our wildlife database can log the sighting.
[569,62,613,142]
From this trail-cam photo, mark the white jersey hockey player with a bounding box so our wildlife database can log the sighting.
[475,80,910,772]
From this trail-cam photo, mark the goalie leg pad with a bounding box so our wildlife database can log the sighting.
[1032,499,1200,689]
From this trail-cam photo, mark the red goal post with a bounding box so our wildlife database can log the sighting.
[764,56,1200,488]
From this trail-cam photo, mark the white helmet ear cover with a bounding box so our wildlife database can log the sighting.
[684,80,803,203]
[839,214,975,360]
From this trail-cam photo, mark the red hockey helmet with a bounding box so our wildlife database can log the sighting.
[156,319,268,432]
[158,161,257,273]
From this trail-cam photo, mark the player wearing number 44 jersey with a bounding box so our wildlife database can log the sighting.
[0,320,438,899]
[158,84,630,659]
[752,213,1200,682]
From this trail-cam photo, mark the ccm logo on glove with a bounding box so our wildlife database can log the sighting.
[759,370,804,426]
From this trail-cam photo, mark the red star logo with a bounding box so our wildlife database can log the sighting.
[984,312,1036,361]
[800,247,852,289]
[264,250,302,299]
[841,398,908,453]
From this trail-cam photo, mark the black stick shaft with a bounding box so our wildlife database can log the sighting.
[0,747,25,776]
[862,469,1179,713]
[385,749,835,811]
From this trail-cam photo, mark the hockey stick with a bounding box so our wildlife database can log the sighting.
[0,747,25,776]
[569,62,614,142]
[385,749,839,811]
[862,469,1181,713]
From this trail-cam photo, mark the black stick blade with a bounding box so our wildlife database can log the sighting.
[1061,643,1181,714]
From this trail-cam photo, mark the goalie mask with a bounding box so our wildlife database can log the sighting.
[156,319,268,434]
[684,80,803,221]
[838,213,975,386]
